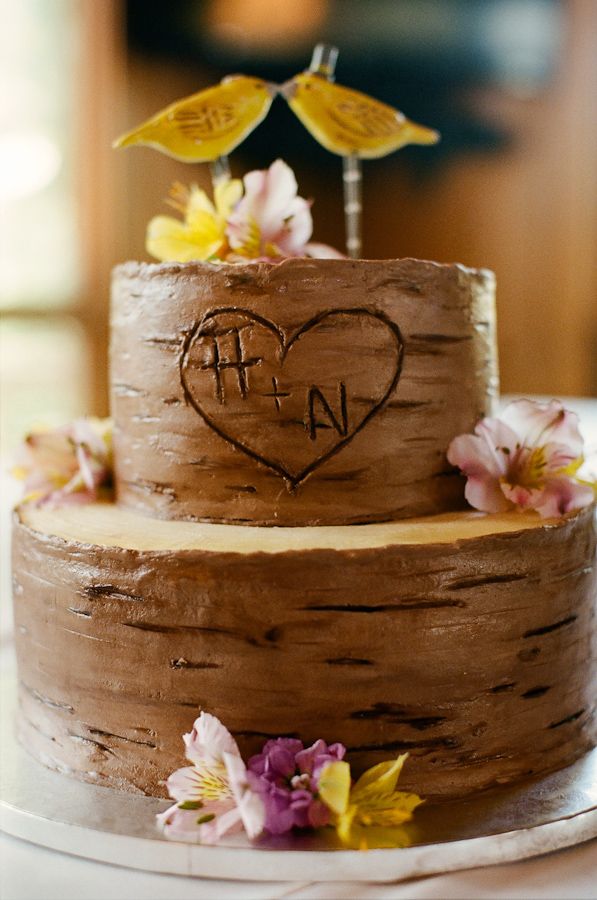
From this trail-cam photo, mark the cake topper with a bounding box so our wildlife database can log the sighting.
[113,46,439,258]
[113,75,276,189]
[281,43,439,258]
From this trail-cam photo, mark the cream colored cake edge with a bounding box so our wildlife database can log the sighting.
[18,500,571,554]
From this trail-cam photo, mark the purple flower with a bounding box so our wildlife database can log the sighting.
[247,737,346,834]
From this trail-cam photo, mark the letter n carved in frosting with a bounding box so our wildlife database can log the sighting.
[180,307,404,488]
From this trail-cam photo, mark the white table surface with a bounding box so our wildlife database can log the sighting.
[0,829,596,900]
[1,397,596,899]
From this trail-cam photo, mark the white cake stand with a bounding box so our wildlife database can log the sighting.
[1,676,595,883]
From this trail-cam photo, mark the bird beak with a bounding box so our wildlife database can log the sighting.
[278,79,297,101]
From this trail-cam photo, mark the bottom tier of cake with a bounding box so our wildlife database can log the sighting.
[11,502,596,800]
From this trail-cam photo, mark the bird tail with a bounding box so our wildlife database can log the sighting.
[402,121,440,147]
[112,125,146,149]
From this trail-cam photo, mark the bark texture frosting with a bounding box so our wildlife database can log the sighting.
[12,502,596,800]
[111,258,497,525]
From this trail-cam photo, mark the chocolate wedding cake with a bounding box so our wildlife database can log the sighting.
[12,255,596,801]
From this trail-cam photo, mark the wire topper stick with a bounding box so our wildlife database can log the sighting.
[209,154,231,188]
[342,154,363,259]
[308,42,338,80]
[283,53,440,259]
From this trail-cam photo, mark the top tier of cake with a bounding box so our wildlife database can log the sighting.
[110,257,498,526]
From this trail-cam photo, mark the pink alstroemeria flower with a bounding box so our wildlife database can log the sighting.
[12,418,112,506]
[447,399,595,518]
[226,159,343,261]
[157,712,265,844]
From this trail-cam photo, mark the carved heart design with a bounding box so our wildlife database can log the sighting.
[180,307,403,487]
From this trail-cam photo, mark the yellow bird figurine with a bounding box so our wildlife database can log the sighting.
[113,75,276,162]
[282,73,439,159]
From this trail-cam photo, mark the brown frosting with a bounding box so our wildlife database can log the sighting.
[12,502,596,801]
[111,258,498,525]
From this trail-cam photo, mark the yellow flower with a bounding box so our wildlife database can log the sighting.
[146,178,243,262]
[318,754,423,850]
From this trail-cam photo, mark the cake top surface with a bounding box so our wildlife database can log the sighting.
[19,501,567,554]
[112,256,495,282]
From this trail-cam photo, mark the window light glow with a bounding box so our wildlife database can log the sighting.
[0,132,62,200]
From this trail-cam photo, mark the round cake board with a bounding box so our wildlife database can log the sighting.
[1,676,595,883]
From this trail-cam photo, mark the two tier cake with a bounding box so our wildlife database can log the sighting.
[10,60,596,833]
[12,255,596,803]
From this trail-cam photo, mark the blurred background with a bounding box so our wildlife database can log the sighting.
[1,0,596,459]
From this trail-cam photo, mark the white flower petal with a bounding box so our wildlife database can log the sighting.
[258,159,300,235]
[501,399,584,455]
[465,475,511,513]
[447,431,508,479]
[532,477,595,517]
[184,711,240,765]
[166,765,205,803]
[304,242,345,259]
[224,751,265,840]
[275,197,313,254]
